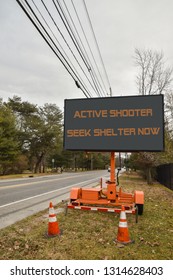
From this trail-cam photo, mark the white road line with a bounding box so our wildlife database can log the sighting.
[0,177,100,209]
[0,173,92,189]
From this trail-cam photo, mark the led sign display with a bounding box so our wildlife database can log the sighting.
[64,95,164,152]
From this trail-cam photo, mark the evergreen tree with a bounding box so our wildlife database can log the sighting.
[0,100,19,174]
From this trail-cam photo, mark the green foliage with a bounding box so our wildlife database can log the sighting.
[6,96,63,173]
[28,104,63,173]
[0,101,19,174]
[1,96,110,174]
[48,151,110,171]
[3,89,173,175]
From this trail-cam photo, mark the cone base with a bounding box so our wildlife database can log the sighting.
[115,239,135,245]
[45,229,62,238]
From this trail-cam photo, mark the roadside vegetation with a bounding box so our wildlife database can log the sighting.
[126,48,173,184]
[0,96,110,175]
[1,48,173,185]
[0,48,173,259]
[0,171,172,260]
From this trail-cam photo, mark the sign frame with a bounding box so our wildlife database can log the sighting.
[63,95,164,152]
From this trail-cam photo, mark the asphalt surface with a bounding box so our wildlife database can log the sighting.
[0,170,110,229]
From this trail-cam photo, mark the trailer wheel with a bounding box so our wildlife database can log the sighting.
[136,204,143,215]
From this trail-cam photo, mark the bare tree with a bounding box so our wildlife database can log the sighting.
[134,48,173,95]
[133,48,173,184]
[165,91,173,119]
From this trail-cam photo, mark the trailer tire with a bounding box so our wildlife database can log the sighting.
[136,204,143,215]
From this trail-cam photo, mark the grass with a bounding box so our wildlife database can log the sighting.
[0,171,173,260]
[0,173,53,180]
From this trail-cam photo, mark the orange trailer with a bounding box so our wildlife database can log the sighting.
[67,152,144,222]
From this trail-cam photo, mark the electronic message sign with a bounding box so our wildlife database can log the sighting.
[64,95,164,152]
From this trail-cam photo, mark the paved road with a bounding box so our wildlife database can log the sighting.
[0,170,110,229]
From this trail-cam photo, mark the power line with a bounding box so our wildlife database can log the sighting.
[32,0,92,97]
[53,0,103,97]
[16,0,92,98]
[70,0,108,96]
[53,0,90,71]
[82,0,112,96]
[63,0,106,97]
[16,0,112,98]
[40,0,96,96]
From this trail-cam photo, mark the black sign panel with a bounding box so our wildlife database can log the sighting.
[64,95,164,152]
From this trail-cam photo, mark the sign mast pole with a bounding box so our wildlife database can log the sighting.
[109,88,115,184]
[110,151,115,183]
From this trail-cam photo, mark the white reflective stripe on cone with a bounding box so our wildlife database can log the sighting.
[120,211,126,219]
[49,208,55,215]
[119,221,128,228]
[49,216,57,222]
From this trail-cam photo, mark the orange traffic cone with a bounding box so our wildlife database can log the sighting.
[116,205,134,244]
[46,202,61,238]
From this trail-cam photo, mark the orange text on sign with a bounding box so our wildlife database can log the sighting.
[67,129,91,137]
[73,109,153,118]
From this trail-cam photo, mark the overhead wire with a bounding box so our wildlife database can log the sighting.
[53,0,102,97]
[70,0,108,96]
[63,0,106,97]
[16,0,112,98]
[31,0,73,70]
[53,0,90,71]
[82,0,112,96]
[39,0,96,97]
[16,0,92,98]
[40,0,100,97]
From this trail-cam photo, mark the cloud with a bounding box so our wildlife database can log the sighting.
[0,0,173,112]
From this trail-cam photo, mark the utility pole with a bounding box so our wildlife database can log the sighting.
[109,87,112,97]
